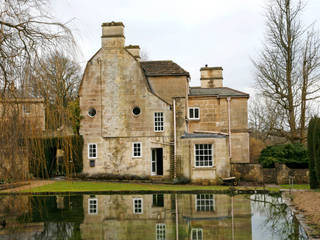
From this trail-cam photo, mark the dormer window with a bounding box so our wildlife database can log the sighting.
[189,107,200,120]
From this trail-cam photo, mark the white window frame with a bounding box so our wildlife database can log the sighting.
[195,194,215,212]
[194,144,213,167]
[88,198,98,215]
[132,142,142,158]
[188,107,200,120]
[191,228,203,240]
[88,143,97,159]
[154,112,164,132]
[23,104,31,114]
[133,198,143,214]
[156,223,166,240]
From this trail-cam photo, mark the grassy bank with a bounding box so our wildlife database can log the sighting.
[12,180,310,193]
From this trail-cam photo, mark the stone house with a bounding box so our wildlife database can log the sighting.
[79,21,250,183]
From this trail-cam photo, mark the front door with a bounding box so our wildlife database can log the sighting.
[151,148,163,176]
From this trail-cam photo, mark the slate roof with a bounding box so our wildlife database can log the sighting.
[189,87,249,98]
[140,61,190,77]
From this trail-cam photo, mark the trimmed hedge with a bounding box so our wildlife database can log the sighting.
[307,117,320,189]
[258,143,308,168]
[29,136,83,178]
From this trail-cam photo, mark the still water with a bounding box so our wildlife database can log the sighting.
[0,193,308,240]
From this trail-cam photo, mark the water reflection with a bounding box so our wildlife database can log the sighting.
[0,193,307,240]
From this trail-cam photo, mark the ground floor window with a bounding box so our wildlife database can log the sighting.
[191,228,203,240]
[133,198,143,214]
[88,198,98,215]
[196,194,215,211]
[194,144,213,167]
[156,223,166,240]
[88,143,97,158]
[132,142,142,157]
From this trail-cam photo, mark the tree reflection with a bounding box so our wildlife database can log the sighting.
[250,194,308,240]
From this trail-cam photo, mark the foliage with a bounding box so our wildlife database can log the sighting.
[29,136,83,178]
[258,143,309,168]
[173,176,191,184]
[307,117,320,189]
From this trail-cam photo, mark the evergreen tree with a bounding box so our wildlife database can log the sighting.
[307,117,320,189]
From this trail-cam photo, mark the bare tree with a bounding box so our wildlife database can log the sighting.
[0,0,76,97]
[252,0,320,143]
[30,51,81,131]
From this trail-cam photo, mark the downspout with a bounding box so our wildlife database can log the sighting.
[227,97,232,160]
[173,98,177,179]
[175,193,179,240]
[98,58,103,137]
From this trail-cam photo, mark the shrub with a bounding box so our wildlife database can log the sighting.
[173,176,190,184]
[258,143,308,168]
[307,117,320,189]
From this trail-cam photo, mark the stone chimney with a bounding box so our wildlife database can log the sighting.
[101,21,125,49]
[125,45,140,61]
[200,65,223,88]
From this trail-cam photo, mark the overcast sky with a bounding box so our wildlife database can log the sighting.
[51,0,320,95]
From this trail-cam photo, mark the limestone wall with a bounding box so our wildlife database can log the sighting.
[148,76,188,104]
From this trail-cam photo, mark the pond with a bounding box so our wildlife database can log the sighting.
[0,193,308,240]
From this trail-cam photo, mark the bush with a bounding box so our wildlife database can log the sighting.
[76,173,151,181]
[173,176,191,184]
[258,143,308,168]
[307,117,320,189]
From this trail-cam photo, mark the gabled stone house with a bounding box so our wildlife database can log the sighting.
[79,22,249,183]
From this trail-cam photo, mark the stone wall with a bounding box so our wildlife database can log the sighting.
[231,163,264,183]
[232,163,309,184]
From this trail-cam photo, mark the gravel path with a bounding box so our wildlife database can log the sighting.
[0,180,55,193]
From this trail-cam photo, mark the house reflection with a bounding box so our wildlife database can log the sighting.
[81,194,252,240]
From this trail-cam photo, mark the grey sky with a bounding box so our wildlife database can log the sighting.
[51,0,320,94]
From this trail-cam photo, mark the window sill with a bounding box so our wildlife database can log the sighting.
[189,118,200,121]
[132,156,142,159]
[192,166,216,171]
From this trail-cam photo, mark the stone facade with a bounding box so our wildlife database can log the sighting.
[79,21,250,183]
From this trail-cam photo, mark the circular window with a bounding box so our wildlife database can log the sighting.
[88,108,96,117]
[132,106,141,116]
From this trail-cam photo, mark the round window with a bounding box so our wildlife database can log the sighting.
[88,108,96,117]
[132,106,141,116]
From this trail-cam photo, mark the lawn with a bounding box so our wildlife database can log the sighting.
[14,181,311,193]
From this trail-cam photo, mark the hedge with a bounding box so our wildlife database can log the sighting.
[258,143,308,169]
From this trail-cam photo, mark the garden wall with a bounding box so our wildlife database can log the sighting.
[231,163,309,184]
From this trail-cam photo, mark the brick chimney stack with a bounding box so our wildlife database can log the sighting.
[200,66,223,88]
[101,22,125,49]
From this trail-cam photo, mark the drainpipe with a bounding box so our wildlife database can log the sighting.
[98,58,103,137]
[227,97,232,160]
[175,193,179,240]
[173,98,177,179]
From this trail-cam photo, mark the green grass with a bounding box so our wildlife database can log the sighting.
[279,184,310,190]
[23,181,232,193]
[17,181,313,193]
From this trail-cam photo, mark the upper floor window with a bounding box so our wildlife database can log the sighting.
[196,194,215,211]
[23,104,31,114]
[88,198,98,215]
[133,198,143,214]
[88,143,97,159]
[154,112,164,132]
[191,228,203,240]
[156,223,166,240]
[132,142,142,157]
[194,144,213,167]
[189,107,200,120]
